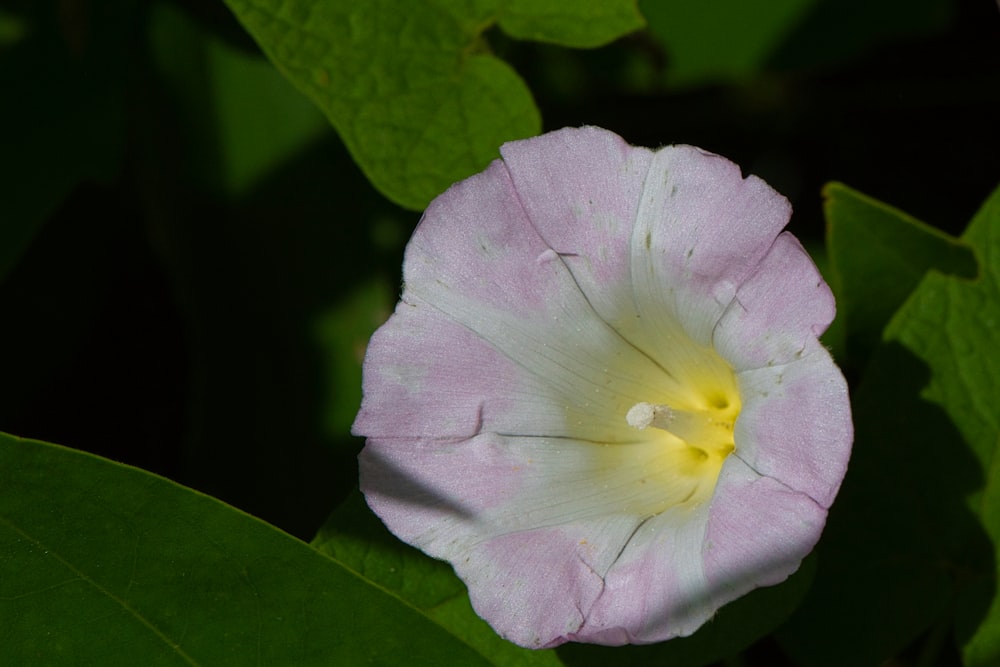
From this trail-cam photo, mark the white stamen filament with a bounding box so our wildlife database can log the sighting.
[626,401,717,445]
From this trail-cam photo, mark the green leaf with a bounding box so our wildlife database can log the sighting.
[498,0,644,48]
[312,490,564,666]
[0,2,127,282]
[962,442,1000,666]
[0,433,491,666]
[149,2,328,198]
[825,181,977,369]
[878,184,1000,665]
[639,0,815,87]
[779,184,999,666]
[314,277,395,438]
[219,0,641,210]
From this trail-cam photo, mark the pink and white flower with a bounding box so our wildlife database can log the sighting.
[354,127,852,648]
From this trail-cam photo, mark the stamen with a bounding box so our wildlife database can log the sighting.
[625,401,721,445]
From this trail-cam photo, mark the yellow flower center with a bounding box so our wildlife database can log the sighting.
[593,343,740,518]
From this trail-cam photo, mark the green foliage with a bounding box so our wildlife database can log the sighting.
[885,185,1000,665]
[1,0,994,664]
[779,183,1000,666]
[639,0,813,87]
[0,433,491,666]
[825,181,977,369]
[639,0,954,88]
[219,0,642,210]
[0,2,128,282]
[149,2,329,197]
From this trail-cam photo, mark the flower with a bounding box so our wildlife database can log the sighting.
[354,127,852,648]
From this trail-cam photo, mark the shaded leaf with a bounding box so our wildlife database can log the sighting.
[639,0,815,88]
[0,433,491,666]
[149,2,328,197]
[0,1,127,282]
[779,185,998,666]
[825,181,977,370]
[879,184,1000,666]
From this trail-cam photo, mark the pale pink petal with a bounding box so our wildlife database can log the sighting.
[366,156,713,443]
[498,126,653,328]
[734,349,853,509]
[630,145,792,355]
[702,457,827,593]
[575,504,716,644]
[713,232,836,370]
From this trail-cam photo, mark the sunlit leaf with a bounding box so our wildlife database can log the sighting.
[220,0,642,210]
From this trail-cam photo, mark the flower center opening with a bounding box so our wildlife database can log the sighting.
[598,350,741,518]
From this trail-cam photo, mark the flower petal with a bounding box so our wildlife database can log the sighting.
[379,156,699,442]
[497,126,653,328]
[356,127,852,649]
[703,457,827,593]
[734,349,853,508]
[575,503,716,644]
[630,145,793,357]
[713,232,836,370]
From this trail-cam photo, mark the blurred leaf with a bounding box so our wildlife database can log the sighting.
[314,277,395,437]
[0,433,491,666]
[639,0,815,88]
[0,1,127,282]
[312,489,564,666]
[768,0,954,73]
[639,0,954,89]
[779,185,998,666]
[219,0,641,210]
[0,6,28,48]
[498,0,643,47]
[825,181,977,369]
[149,1,328,197]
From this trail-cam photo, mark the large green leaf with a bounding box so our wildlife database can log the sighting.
[824,181,976,370]
[779,185,999,666]
[879,184,1000,665]
[220,0,643,210]
[0,433,491,665]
